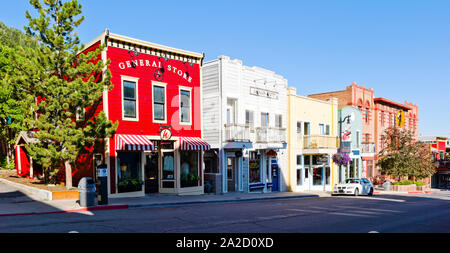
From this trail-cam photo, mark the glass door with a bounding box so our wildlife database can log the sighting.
[227,157,237,192]
[161,151,175,189]
[144,152,159,193]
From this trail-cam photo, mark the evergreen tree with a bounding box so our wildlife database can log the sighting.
[24,0,117,188]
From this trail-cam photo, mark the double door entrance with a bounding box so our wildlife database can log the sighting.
[144,150,176,194]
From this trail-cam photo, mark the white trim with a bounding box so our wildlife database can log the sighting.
[121,75,140,121]
[16,146,21,174]
[108,32,203,59]
[179,86,193,126]
[152,81,168,124]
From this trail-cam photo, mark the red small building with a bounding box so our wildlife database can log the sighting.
[16,30,210,197]
[84,30,210,197]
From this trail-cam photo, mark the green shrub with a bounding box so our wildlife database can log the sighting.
[392,180,414,185]
[415,181,425,186]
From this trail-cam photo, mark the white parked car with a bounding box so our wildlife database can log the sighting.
[332,178,374,196]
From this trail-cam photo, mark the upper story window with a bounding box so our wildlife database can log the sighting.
[275,114,282,128]
[261,112,269,128]
[153,82,166,122]
[122,77,139,120]
[76,106,85,121]
[245,110,254,127]
[179,88,191,124]
[296,121,302,133]
[319,124,330,135]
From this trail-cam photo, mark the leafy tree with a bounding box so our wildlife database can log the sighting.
[0,21,38,168]
[377,127,434,181]
[24,0,117,188]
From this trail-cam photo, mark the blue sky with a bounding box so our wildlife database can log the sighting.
[1,0,449,135]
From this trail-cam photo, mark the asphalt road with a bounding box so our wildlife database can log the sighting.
[0,191,449,233]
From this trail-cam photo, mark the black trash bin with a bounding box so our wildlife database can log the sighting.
[96,164,108,205]
[78,177,96,207]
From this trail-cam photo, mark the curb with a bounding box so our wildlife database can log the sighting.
[126,194,321,209]
[0,204,128,217]
[0,178,52,200]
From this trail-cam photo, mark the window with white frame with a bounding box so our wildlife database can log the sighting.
[76,106,85,121]
[123,80,137,119]
[275,114,282,128]
[180,88,191,124]
[245,110,254,127]
[153,84,166,122]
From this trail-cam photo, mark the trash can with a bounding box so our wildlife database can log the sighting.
[96,164,108,205]
[383,180,391,191]
[78,177,96,207]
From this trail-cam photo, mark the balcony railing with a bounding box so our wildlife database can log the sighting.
[435,160,450,169]
[361,143,376,153]
[224,124,250,142]
[255,127,286,143]
[303,135,338,149]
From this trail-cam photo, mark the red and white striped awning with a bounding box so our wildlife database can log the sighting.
[179,137,210,151]
[114,134,154,151]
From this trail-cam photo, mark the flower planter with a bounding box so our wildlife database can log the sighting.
[391,184,416,192]
[416,185,427,191]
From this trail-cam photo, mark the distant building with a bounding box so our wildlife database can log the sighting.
[308,82,419,181]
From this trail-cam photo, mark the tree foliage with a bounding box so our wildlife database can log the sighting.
[377,127,434,180]
[24,0,117,187]
[0,21,38,168]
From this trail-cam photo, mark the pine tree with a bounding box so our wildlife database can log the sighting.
[24,0,117,188]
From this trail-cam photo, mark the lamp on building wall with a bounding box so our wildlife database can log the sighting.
[128,45,139,68]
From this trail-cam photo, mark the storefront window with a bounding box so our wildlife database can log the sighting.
[325,166,330,185]
[297,168,302,185]
[117,152,142,193]
[180,151,199,188]
[249,151,261,183]
[313,167,323,185]
[204,149,218,174]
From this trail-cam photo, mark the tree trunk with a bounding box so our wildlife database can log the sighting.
[64,160,72,189]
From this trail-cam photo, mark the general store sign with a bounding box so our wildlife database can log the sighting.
[250,87,278,99]
[118,59,193,83]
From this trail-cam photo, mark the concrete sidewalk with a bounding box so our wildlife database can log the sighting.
[0,179,439,217]
[0,178,324,216]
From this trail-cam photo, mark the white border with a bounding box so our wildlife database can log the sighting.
[152,81,168,124]
[121,75,140,121]
[179,86,193,125]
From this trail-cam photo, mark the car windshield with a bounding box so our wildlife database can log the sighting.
[345,179,360,184]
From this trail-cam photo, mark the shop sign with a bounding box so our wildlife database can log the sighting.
[340,141,351,153]
[250,87,278,99]
[117,59,193,83]
[160,128,172,141]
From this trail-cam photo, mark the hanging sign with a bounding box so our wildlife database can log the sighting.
[396,110,405,128]
[160,128,172,141]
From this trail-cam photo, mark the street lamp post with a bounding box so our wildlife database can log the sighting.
[338,114,352,183]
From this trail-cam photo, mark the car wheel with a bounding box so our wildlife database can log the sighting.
[354,188,359,196]
[368,187,374,196]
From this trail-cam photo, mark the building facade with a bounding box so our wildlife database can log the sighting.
[419,135,450,189]
[308,82,419,181]
[338,106,363,182]
[79,30,210,197]
[286,87,339,192]
[202,56,288,194]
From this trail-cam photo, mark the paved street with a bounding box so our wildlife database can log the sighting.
[0,190,449,233]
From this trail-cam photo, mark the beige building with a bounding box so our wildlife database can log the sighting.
[287,87,339,192]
